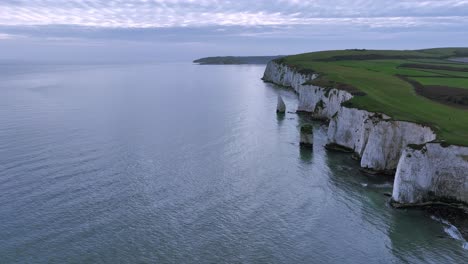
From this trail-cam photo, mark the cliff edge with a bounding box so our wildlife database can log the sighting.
[263,59,468,206]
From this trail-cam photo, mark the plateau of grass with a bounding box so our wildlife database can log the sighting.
[276,48,468,146]
[412,77,468,88]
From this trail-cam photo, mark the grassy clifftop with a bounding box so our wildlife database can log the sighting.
[275,48,468,146]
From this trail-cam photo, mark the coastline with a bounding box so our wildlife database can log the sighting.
[262,60,468,233]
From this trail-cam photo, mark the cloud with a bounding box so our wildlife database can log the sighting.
[0,32,23,40]
[0,0,467,28]
[0,33,13,39]
[0,0,467,62]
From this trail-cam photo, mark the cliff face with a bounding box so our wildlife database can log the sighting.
[263,60,467,205]
[360,121,435,172]
[393,144,468,204]
[327,107,436,173]
[263,62,352,118]
[263,62,312,91]
[264,61,437,172]
[327,107,377,155]
[297,86,353,118]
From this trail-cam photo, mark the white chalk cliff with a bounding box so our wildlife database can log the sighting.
[263,61,352,118]
[263,60,468,205]
[393,144,468,204]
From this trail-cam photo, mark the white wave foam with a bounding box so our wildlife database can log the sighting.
[432,215,468,250]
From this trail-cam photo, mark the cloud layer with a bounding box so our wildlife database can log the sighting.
[1,0,468,28]
[0,1,467,62]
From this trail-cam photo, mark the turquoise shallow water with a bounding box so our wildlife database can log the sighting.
[0,63,466,263]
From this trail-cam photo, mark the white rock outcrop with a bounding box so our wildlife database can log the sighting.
[263,61,352,118]
[327,107,377,155]
[327,108,436,172]
[276,95,286,113]
[263,60,468,205]
[263,61,312,91]
[392,143,468,204]
[360,121,436,172]
[296,86,353,118]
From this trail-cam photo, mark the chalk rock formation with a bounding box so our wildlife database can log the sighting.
[360,120,436,173]
[392,143,468,204]
[327,109,436,173]
[263,61,351,118]
[300,124,314,147]
[263,59,468,204]
[276,95,286,113]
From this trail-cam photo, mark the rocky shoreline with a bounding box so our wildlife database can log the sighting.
[263,60,468,232]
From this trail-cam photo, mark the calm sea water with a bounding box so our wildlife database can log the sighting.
[0,63,466,263]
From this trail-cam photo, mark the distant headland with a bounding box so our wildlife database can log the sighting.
[193,56,284,65]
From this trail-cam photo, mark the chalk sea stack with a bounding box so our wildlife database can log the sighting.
[276,95,286,113]
[300,124,314,147]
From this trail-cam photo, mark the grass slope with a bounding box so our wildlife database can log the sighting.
[276,48,468,146]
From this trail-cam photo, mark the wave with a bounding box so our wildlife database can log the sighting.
[360,182,393,188]
[431,216,468,250]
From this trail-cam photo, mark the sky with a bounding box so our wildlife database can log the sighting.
[0,0,467,62]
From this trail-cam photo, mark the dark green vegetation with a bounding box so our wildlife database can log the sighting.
[194,56,283,65]
[276,48,468,146]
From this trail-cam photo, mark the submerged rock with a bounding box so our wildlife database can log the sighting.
[324,143,354,153]
[276,95,286,113]
[300,124,314,147]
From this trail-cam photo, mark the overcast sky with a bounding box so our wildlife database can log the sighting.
[0,0,467,62]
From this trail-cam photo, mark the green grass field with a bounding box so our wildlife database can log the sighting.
[412,77,468,88]
[276,48,468,146]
